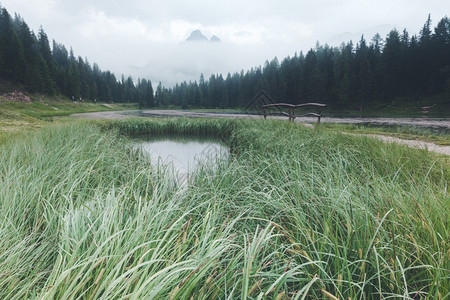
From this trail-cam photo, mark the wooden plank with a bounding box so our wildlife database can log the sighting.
[261,103,326,109]
[294,103,327,108]
[297,113,321,117]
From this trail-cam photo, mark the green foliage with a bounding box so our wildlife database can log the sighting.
[0,5,154,105]
[97,117,235,139]
[0,7,26,81]
[158,16,450,111]
[1,2,450,113]
[0,118,448,298]
[1,4,449,111]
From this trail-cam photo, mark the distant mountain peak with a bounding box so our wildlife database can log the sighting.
[186,30,221,43]
[210,35,221,43]
[186,30,209,42]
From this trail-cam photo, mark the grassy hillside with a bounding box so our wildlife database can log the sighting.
[0,118,447,299]
[0,90,137,137]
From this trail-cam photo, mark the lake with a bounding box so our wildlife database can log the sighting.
[134,135,229,182]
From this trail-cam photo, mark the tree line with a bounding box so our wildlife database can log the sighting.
[1,4,449,109]
[155,15,450,109]
[0,5,154,106]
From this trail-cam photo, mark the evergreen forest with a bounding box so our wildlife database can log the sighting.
[1,4,449,109]
[0,6,154,107]
[157,15,450,109]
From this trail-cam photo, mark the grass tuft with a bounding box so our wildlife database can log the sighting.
[0,118,448,299]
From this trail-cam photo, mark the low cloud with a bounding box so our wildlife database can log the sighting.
[1,0,448,88]
[125,35,315,87]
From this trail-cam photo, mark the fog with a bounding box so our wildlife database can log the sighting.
[126,39,315,86]
[1,0,448,87]
[123,25,394,87]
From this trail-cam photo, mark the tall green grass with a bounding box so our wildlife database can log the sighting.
[0,118,448,299]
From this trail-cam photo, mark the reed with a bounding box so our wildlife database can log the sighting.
[0,118,447,299]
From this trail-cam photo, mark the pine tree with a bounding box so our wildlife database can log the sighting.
[155,82,163,106]
[432,17,450,93]
[37,27,57,94]
[65,60,81,99]
[0,8,26,82]
[367,33,383,101]
[334,42,355,106]
[420,14,432,45]
[302,50,323,102]
[418,15,435,94]
[355,35,371,106]
[262,57,280,101]
[15,17,42,91]
[382,29,403,98]
[145,80,154,107]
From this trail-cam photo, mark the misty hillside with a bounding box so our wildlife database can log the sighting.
[153,15,450,112]
[1,3,449,112]
[0,5,154,106]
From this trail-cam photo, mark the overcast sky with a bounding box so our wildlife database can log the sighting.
[1,0,448,86]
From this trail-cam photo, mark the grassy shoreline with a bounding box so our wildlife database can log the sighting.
[1,95,449,146]
[0,118,448,299]
[0,97,137,138]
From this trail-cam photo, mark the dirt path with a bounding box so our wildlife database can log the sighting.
[70,110,450,155]
[70,110,142,119]
[343,133,450,156]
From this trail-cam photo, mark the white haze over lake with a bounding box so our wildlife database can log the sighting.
[1,0,448,87]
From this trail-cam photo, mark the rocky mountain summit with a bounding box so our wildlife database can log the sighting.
[210,35,221,43]
[186,30,221,43]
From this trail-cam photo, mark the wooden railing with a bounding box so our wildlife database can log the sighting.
[261,103,326,123]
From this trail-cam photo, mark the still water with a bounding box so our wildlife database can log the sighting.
[135,135,229,177]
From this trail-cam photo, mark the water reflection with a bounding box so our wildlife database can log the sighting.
[134,135,229,183]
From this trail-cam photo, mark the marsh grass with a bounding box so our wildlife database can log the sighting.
[0,118,448,299]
